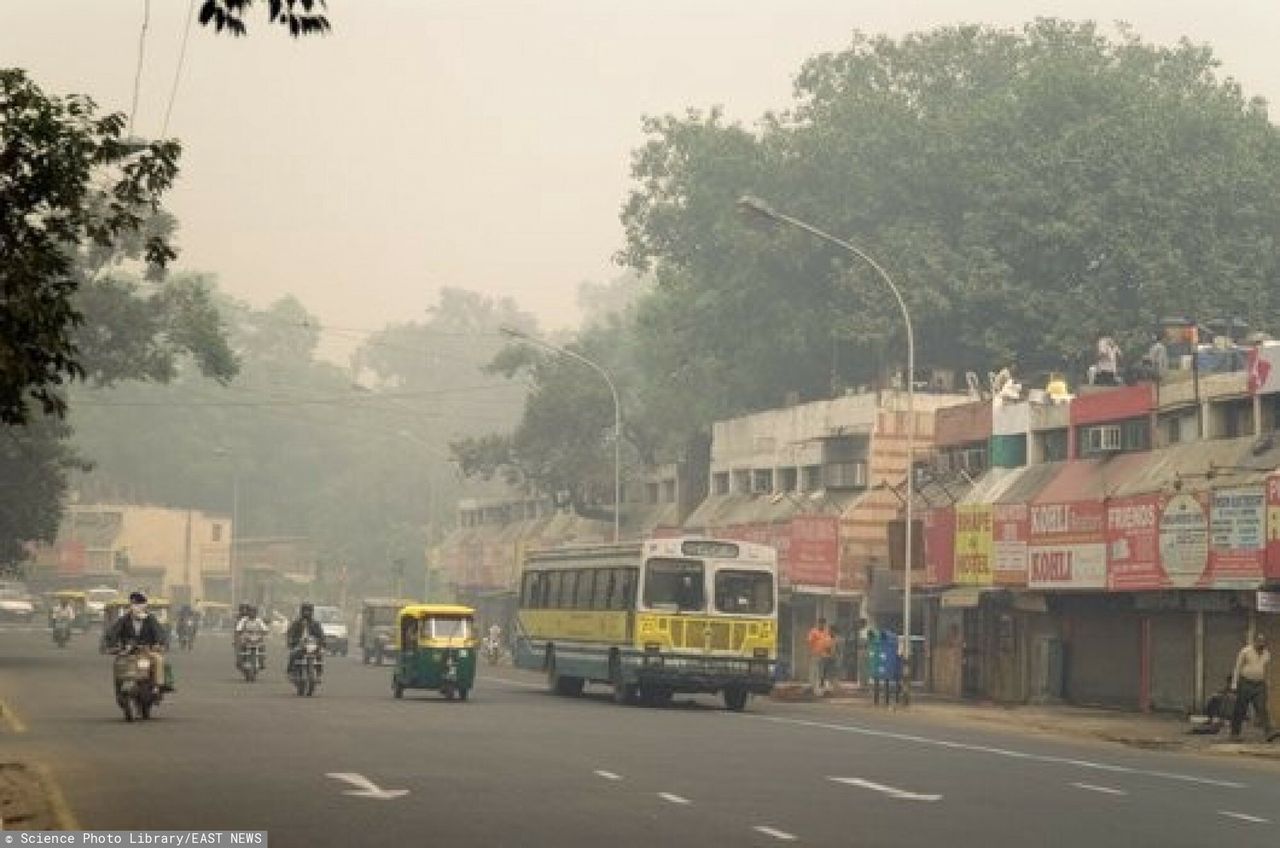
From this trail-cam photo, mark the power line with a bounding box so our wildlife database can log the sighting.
[128,0,151,136]
[160,0,197,137]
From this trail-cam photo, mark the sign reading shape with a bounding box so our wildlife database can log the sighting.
[326,772,409,799]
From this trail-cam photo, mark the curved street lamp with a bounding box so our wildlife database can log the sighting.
[737,195,917,704]
[499,326,622,543]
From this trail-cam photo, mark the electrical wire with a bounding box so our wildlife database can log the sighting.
[159,0,197,137]
[127,0,152,136]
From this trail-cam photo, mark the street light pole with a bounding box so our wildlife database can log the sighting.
[737,195,916,704]
[215,448,240,608]
[499,326,622,543]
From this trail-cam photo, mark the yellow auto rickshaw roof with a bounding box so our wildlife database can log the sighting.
[52,590,86,599]
[398,603,475,620]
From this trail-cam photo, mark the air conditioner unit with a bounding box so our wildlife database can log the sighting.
[1083,425,1122,453]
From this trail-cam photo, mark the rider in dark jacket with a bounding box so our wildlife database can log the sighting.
[286,602,326,673]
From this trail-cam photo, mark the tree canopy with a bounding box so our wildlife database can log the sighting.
[198,0,331,37]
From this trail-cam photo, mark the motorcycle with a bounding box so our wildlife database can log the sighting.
[52,618,72,648]
[289,634,322,696]
[237,631,266,682]
[113,645,161,722]
[177,620,197,651]
[483,636,502,666]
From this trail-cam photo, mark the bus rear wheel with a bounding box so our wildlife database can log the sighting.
[723,687,749,712]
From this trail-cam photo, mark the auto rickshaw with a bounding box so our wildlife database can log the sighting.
[50,590,88,631]
[391,604,478,701]
[359,598,416,665]
[148,598,172,646]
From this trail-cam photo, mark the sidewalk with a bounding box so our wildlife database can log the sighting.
[770,682,1280,762]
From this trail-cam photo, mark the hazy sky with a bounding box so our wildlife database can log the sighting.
[5,1,1280,336]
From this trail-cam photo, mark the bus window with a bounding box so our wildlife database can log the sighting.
[618,568,636,610]
[714,570,774,615]
[537,572,553,608]
[576,570,596,609]
[547,571,564,609]
[562,571,579,610]
[643,559,705,612]
[521,572,539,608]
[593,569,612,609]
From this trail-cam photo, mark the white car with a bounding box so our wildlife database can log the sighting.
[0,588,35,623]
[313,606,349,656]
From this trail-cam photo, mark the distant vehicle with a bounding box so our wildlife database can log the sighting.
[269,612,289,637]
[515,537,778,711]
[0,587,36,623]
[85,586,119,623]
[313,606,349,656]
[359,598,416,665]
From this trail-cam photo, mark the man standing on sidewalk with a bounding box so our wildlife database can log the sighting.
[1229,632,1272,741]
[807,617,832,695]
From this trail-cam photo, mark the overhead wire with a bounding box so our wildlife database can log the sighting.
[127,0,151,136]
[159,0,198,137]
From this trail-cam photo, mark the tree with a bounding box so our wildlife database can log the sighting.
[621,19,1280,406]
[1,69,181,425]
[199,0,331,37]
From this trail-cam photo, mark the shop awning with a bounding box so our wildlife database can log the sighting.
[940,587,987,608]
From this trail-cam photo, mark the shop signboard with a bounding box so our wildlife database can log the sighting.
[992,503,1028,586]
[1158,492,1210,589]
[1106,495,1163,590]
[1263,476,1280,581]
[1028,501,1106,589]
[788,515,839,587]
[1206,486,1266,588]
[924,507,956,587]
[953,504,993,586]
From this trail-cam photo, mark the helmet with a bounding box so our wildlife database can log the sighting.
[129,592,147,605]
[248,605,259,618]
[300,602,314,618]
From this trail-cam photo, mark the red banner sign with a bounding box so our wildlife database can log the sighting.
[924,507,955,587]
[992,504,1028,586]
[1106,495,1163,590]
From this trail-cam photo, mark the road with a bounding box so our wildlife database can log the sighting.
[1,625,1278,847]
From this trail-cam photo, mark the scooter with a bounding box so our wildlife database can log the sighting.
[289,635,322,696]
[114,645,161,722]
[52,618,72,648]
[177,620,197,651]
[483,636,502,666]
[238,631,266,682]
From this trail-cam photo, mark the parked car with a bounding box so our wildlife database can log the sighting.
[313,605,349,656]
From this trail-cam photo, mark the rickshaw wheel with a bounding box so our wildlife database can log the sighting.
[443,686,456,701]
[458,688,469,701]
[392,679,404,699]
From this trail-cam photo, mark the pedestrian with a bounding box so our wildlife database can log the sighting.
[807,617,832,695]
[822,624,840,691]
[1229,632,1273,741]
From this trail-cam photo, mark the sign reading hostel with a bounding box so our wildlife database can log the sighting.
[1028,501,1106,589]
[953,504,993,586]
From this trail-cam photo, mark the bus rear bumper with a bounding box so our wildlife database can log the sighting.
[633,658,775,695]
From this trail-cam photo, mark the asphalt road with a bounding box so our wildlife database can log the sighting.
[2,624,1278,847]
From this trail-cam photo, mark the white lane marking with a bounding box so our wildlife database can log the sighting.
[747,715,1244,789]
[478,675,545,689]
[594,770,622,781]
[658,792,692,805]
[1070,782,1127,796]
[753,825,797,841]
[325,772,409,800]
[1219,811,1269,824]
[828,777,941,802]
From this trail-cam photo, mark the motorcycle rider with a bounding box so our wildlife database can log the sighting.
[286,602,326,676]
[235,605,270,669]
[177,603,198,645]
[114,592,173,692]
[486,622,503,660]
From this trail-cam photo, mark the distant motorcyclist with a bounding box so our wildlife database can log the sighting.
[114,592,173,692]
[235,605,269,672]
[53,600,76,627]
[177,603,198,645]
[286,602,326,674]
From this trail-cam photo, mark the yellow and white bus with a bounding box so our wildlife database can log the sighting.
[514,536,777,710]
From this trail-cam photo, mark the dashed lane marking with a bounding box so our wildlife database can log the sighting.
[594,770,622,781]
[828,776,941,802]
[477,676,545,689]
[753,825,798,841]
[1070,783,1127,796]
[747,714,1245,789]
[658,792,691,805]
[1219,811,1269,824]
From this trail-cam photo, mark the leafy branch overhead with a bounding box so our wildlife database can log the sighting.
[0,69,182,424]
[199,0,331,37]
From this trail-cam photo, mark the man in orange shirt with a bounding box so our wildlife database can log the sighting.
[807,617,832,694]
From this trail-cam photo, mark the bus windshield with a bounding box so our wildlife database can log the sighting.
[643,558,705,612]
[714,570,774,615]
